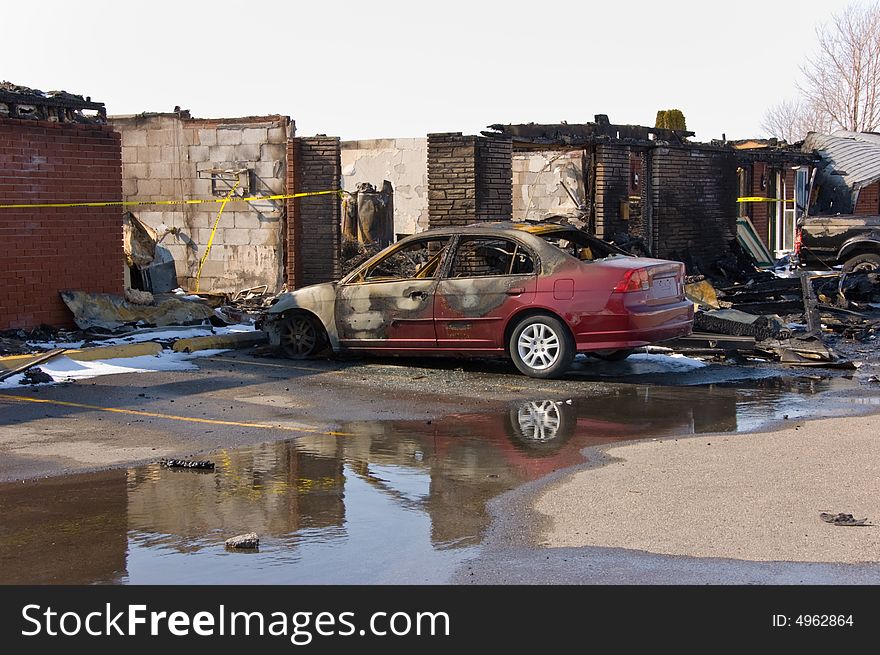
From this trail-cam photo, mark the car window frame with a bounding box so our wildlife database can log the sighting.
[341,236,453,286]
[442,234,539,280]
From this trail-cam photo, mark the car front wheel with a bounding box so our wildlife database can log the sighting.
[278,313,326,359]
[509,315,575,379]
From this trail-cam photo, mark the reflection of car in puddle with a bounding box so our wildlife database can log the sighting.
[509,400,572,446]
[0,387,745,582]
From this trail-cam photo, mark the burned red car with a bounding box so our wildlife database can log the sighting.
[259,222,693,378]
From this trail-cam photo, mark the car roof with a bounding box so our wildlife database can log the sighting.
[401,221,579,240]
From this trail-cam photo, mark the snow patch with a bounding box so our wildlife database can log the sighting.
[0,349,230,389]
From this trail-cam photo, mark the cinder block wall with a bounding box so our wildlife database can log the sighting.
[0,118,122,329]
[341,138,428,237]
[109,114,291,293]
[651,145,737,268]
[286,136,341,288]
[512,150,584,221]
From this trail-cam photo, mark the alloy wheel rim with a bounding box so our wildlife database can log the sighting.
[517,323,560,370]
[282,318,317,355]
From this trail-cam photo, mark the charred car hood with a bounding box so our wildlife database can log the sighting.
[267,282,338,315]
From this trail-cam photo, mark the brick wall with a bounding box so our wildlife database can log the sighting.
[475,136,513,221]
[0,118,122,329]
[109,114,290,293]
[427,133,513,229]
[855,181,880,214]
[286,136,341,288]
[594,144,631,239]
[747,162,770,244]
[651,145,737,269]
[427,133,478,229]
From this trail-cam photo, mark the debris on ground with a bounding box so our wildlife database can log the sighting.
[124,287,154,305]
[225,533,260,550]
[0,348,67,382]
[684,276,723,310]
[819,512,871,527]
[694,309,790,341]
[18,367,54,385]
[161,459,215,470]
[124,212,179,293]
[61,290,217,331]
[663,241,880,370]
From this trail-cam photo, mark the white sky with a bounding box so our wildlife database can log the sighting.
[5,0,859,142]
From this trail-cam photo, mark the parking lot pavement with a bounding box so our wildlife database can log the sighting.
[0,351,622,481]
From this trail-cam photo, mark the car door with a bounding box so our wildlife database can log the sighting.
[434,235,537,350]
[335,236,451,350]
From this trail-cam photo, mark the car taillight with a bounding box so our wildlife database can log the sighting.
[613,267,651,293]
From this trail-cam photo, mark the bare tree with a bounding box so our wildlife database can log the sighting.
[761,98,834,142]
[800,1,880,133]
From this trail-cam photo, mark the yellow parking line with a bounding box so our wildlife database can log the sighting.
[0,394,350,437]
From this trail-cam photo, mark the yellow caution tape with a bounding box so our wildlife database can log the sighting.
[0,189,343,209]
[195,180,240,293]
[737,196,794,203]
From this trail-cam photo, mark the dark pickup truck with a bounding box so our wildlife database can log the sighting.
[796,215,880,272]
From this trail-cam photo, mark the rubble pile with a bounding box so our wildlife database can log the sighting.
[675,251,880,369]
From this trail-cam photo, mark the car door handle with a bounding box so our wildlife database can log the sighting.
[409,291,427,299]
[505,287,525,296]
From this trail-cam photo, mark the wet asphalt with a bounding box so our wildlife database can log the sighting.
[1,349,879,584]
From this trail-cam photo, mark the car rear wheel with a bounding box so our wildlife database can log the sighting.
[279,313,326,359]
[509,315,574,379]
[842,253,880,273]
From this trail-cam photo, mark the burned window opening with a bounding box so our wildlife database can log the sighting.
[357,237,451,282]
[537,229,630,262]
[450,237,534,278]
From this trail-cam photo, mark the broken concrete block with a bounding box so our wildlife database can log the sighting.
[225,533,259,550]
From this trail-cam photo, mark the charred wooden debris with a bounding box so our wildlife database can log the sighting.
[671,257,880,367]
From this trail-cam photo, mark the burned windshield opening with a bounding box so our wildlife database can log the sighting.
[538,230,630,261]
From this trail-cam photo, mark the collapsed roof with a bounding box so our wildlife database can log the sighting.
[803,130,880,213]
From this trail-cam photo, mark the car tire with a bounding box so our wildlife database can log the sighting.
[591,348,635,362]
[278,313,327,359]
[509,314,575,379]
[842,252,880,273]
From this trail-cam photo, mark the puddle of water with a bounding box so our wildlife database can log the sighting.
[0,378,860,584]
